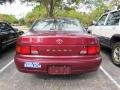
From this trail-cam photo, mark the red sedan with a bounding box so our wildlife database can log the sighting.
[14,18,102,75]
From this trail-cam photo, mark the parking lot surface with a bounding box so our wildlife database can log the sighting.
[0,47,120,90]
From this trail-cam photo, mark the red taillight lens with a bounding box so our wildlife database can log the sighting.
[87,46,100,55]
[16,46,30,55]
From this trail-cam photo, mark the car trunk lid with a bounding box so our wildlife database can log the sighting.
[16,31,99,56]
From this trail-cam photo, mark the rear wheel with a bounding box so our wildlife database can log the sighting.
[112,42,120,66]
[0,44,1,58]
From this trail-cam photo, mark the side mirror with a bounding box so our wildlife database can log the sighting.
[92,21,97,26]
[19,31,24,35]
[87,30,92,34]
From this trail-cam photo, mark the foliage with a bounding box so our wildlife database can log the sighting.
[0,14,18,24]
[55,8,101,26]
[0,0,14,4]
[24,3,108,26]
[0,14,4,21]
[19,18,25,25]
[20,0,81,17]
[0,0,17,24]
[21,0,110,26]
[88,4,108,24]
[4,15,18,24]
[25,5,46,25]
[111,0,120,6]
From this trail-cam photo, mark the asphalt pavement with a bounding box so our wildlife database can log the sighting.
[0,46,120,90]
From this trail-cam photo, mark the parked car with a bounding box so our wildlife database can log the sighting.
[0,22,23,51]
[88,9,120,66]
[15,18,102,75]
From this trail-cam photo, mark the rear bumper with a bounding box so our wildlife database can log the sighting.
[14,55,102,75]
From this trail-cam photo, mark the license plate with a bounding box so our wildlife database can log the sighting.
[48,66,71,75]
[24,62,41,68]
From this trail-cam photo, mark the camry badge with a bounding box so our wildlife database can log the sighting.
[56,39,63,45]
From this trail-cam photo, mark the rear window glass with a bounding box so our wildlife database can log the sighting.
[31,18,85,32]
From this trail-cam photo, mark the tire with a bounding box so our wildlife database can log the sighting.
[0,39,2,58]
[0,49,1,58]
[112,42,120,66]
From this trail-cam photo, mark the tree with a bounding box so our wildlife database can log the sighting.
[20,0,80,17]
[0,14,4,21]
[0,0,14,4]
[0,14,18,24]
[25,5,46,25]
[111,0,120,6]
[19,18,25,25]
[4,15,18,24]
[23,0,109,26]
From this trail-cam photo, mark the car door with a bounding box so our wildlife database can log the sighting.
[103,11,120,46]
[5,23,18,45]
[91,14,108,35]
[90,14,109,45]
[0,23,10,48]
[0,24,2,50]
[1,23,18,48]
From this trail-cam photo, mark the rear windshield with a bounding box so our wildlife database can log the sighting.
[31,19,85,32]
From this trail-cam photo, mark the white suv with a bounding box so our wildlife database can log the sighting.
[88,10,120,66]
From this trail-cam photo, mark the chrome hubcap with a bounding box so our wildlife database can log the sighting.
[113,47,120,62]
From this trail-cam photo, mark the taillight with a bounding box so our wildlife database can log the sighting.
[87,46,100,55]
[16,45,30,55]
[31,47,39,55]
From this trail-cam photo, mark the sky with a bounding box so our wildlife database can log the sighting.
[0,0,112,19]
[0,0,36,19]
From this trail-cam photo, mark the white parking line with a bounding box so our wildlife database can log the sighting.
[0,59,14,73]
[0,59,120,89]
[100,66,120,89]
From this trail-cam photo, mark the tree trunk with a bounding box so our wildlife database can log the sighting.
[43,0,55,17]
[49,0,54,17]
[43,0,49,17]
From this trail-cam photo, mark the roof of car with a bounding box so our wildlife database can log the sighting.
[104,9,120,14]
[0,22,7,24]
[40,17,79,21]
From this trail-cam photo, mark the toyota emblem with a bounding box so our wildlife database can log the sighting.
[56,39,63,45]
